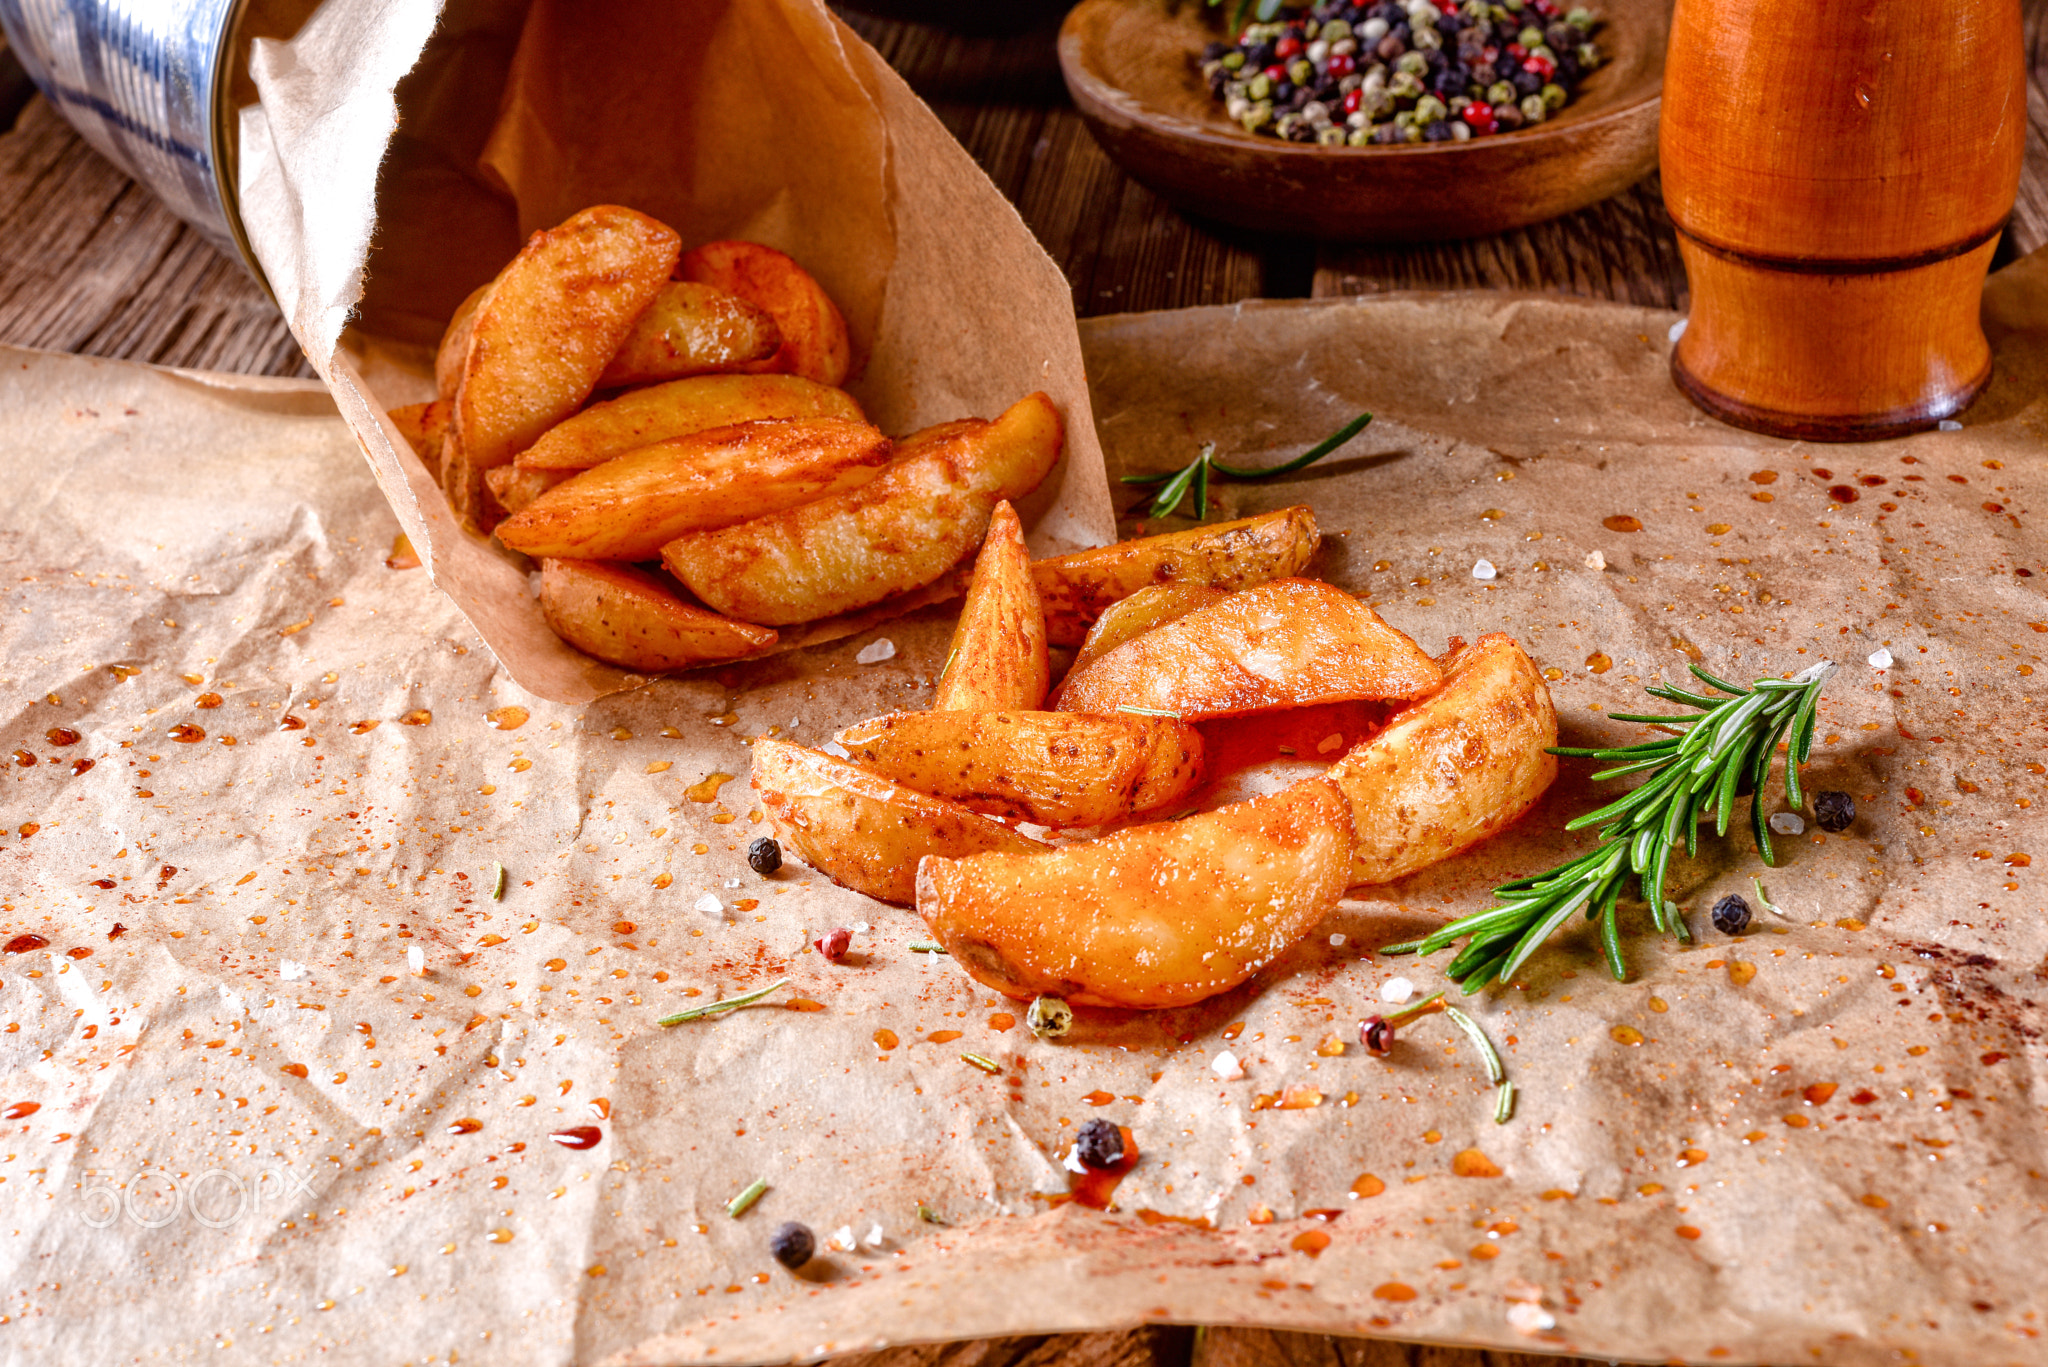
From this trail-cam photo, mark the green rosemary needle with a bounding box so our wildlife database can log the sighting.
[1120,411,1372,521]
[1393,660,1834,991]
[658,977,788,1026]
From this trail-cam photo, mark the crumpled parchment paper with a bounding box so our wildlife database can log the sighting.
[1,248,2045,1367]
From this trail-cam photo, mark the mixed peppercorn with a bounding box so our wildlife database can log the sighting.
[1202,0,1603,144]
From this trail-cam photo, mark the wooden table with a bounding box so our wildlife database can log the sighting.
[3,10,2046,1367]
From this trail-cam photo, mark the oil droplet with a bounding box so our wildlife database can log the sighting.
[401,709,431,726]
[1749,470,1778,484]
[1728,961,1758,986]
[350,720,380,735]
[1803,1082,1838,1105]
[1585,652,1613,674]
[550,1126,602,1150]
[1611,1025,1644,1046]
[1828,485,1859,504]
[1602,514,1643,533]
[1676,1226,1702,1240]
[1083,1089,1115,1106]
[4,935,49,954]
[785,999,825,1012]
[711,812,737,825]
[1542,666,1563,681]
[71,759,94,775]
[1782,1114,1810,1129]
[1677,1147,1708,1166]
[1290,1229,1331,1256]
[45,728,80,746]
[1479,508,1505,520]
[1452,1149,1503,1177]
[447,1118,483,1135]
[686,772,735,803]
[1372,559,1393,572]
[1705,522,1731,535]
[1350,1173,1386,1199]
[508,758,533,772]
[692,843,709,855]
[1373,1283,1417,1301]
[487,1229,513,1244]
[989,1012,1016,1032]
[2005,852,2030,868]
[1062,1127,1138,1210]
[386,533,421,570]
[169,723,205,743]
[590,1098,612,1120]
[1648,997,1668,1013]
[1638,1182,1665,1196]
[195,692,224,709]
[1221,1021,1245,1041]
[1422,1129,1443,1144]
[652,873,673,889]
[927,1029,963,1044]
[873,1029,898,1051]
[1469,1243,1500,1260]
[1315,1034,1345,1057]
[1,1101,39,1120]
[646,760,672,774]
[278,714,306,731]
[281,1063,308,1079]
[1860,1193,1890,1209]
[487,706,529,731]
[545,958,567,972]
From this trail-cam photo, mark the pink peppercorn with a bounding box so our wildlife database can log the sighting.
[815,927,853,962]
[1462,101,1497,134]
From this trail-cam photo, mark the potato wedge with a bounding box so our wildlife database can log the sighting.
[515,374,864,473]
[664,392,1063,627]
[436,281,491,401]
[537,559,775,671]
[931,501,1047,712]
[388,398,451,479]
[917,776,1354,1009]
[680,240,850,386]
[1033,506,1321,647]
[484,464,568,516]
[837,710,1204,828]
[497,418,892,562]
[1066,582,1228,682]
[1330,633,1558,887]
[448,205,680,520]
[752,739,1041,906]
[595,281,780,387]
[1055,578,1441,721]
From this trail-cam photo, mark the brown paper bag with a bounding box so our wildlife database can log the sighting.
[235,0,1115,706]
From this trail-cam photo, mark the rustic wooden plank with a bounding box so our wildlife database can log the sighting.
[1192,1326,1617,1367]
[832,1327,1196,1367]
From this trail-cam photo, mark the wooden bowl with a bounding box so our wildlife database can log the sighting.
[1058,0,1669,242]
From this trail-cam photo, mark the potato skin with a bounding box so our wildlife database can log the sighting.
[436,281,491,401]
[484,464,568,516]
[916,777,1355,1009]
[680,240,851,387]
[836,710,1204,828]
[516,374,865,473]
[1330,633,1558,887]
[752,739,1042,906]
[537,559,774,671]
[1032,506,1320,647]
[387,399,450,480]
[663,393,1063,627]
[1055,578,1442,721]
[597,281,780,387]
[931,500,1048,712]
[1066,582,1227,681]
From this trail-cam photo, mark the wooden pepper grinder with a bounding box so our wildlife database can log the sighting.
[1660,0,2025,440]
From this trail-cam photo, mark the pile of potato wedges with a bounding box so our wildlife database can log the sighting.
[387,204,1063,672]
[752,503,1562,1010]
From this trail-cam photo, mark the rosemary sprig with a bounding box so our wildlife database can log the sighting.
[1208,0,1285,36]
[658,977,788,1025]
[1395,660,1834,991]
[1120,411,1372,521]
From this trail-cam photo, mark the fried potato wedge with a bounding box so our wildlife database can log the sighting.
[917,776,1354,1009]
[1055,578,1441,721]
[484,464,568,516]
[497,418,892,561]
[1066,582,1229,681]
[931,501,1048,712]
[436,281,491,401]
[680,240,850,386]
[388,399,451,479]
[836,710,1203,828]
[537,559,775,671]
[752,739,1041,906]
[664,392,1063,627]
[1330,633,1558,887]
[595,281,780,387]
[1033,506,1321,647]
[448,205,680,518]
[515,374,864,473]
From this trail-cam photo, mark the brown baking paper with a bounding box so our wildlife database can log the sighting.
[233,0,1117,707]
[3,246,2047,1367]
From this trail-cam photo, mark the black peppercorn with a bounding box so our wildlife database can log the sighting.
[1511,67,1543,95]
[768,1221,815,1269]
[1203,40,1229,60]
[747,837,782,876]
[1813,790,1855,832]
[1711,894,1752,935]
[1423,119,1455,140]
[1074,1118,1125,1170]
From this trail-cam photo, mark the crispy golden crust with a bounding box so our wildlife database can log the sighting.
[536,559,774,671]
[931,501,1048,712]
[516,374,864,473]
[679,240,851,387]
[596,281,781,387]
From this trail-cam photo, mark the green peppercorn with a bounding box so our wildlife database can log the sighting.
[1317,125,1348,146]
[1389,70,1425,100]
[1401,123,1425,142]
[1274,112,1302,139]
[1322,17,1352,40]
[1503,0,1524,12]
[1347,126,1373,146]
[1566,7,1594,28]
[1518,24,1544,45]
[1241,101,1274,132]
[1221,49,1245,70]
[1529,42,1556,62]
[1288,57,1313,85]
[1486,79,1517,105]
[1577,42,1602,68]
[1448,94,1472,113]
[1200,59,1224,81]
[1303,17,1321,39]
[1393,109,1418,129]
[1395,50,1429,76]
[1410,24,1442,51]
[1248,72,1272,101]
[1414,94,1448,123]
[1338,72,1364,94]
[1540,80,1567,110]
[1520,93,1548,123]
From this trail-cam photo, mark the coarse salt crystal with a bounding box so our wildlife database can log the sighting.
[855,638,896,665]
[821,740,850,759]
[693,893,724,918]
[1506,1302,1556,1334]
[829,1225,856,1252]
[407,945,425,976]
[854,921,870,934]
[1584,550,1605,571]
[1379,977,1415,1005]
[1667,318,1688,344]
[1938,419,1963,431]
[1868,647,1893,670]
[1328,933,1347,947]
[1062,1147,1089,1175]
[1769,811,1805,835]
[1211,1049,1245,1081]
[280,960,309,981]
[724,878,742,890]
[1472,559,1497,581]
[1316,732,1344,755]
[862,1223,885,1249]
